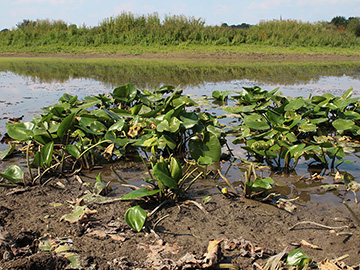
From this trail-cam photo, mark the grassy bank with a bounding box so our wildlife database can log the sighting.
[1,13,360,57]
[1,43,360,59]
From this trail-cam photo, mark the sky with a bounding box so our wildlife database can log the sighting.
[1,0,360,30]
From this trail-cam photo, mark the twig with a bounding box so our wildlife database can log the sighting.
[92,198,125,205]
[121,184,140,190]
[183,200,208,215]
[331,254,349,263]
[217,169,238,195]
[153,214,170,230]
[289,221,349,231]
[74,175,83,184]
[6,186,32,196]
[148,200,170,218]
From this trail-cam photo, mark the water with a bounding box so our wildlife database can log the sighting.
[1,58,360,204]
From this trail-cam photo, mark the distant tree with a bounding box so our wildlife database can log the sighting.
[221,22,251,29]
[330,16,348,27]
[347,17,360,37]
[16,19,36,30]
[0,28,9,33]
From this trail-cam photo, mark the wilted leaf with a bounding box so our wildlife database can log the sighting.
[60,206,97,224]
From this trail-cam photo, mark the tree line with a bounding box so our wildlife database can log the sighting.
[0,13,359,49]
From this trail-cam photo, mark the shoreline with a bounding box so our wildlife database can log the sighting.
[1,50,360,62]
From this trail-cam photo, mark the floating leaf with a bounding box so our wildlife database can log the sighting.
[244,116,270,130]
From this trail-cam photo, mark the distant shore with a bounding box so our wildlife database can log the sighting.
[1,44,360,61]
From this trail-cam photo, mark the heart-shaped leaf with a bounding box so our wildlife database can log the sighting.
[0,165,23,183]
[124,205,147,232]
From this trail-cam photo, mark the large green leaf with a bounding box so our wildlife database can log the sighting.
[298,123,317,132]
[0,145,15,161]
[189,132,221,163]
[57,113,76,138]
[112,83,138,102]
[124,205,147,232]
[284,99,304,111]
[169,117,181,133]
[170,157,183,182]
[158,135,176,150]
[41,141,54,167]
[0,165,23,183]
[65,144,81,158]
[332,119,355,131]
[243,116,270,130]
[156,120,170,132]
[341,87,353,100]
[108,119,125,131]
[153,162,178,190]
[122,188,160,200]
[251,177,274,190]
[6,122,34,141]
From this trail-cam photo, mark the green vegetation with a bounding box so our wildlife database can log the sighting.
[0,83,223,187]
[0,13,360,55]
[225,86,360,172]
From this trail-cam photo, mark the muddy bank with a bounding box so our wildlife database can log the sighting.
[0,176,359,269]
[1,51,360,62]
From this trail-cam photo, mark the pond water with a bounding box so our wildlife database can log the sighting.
[1,58,360,205]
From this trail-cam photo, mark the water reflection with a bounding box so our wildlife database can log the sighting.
[1,58,360,88]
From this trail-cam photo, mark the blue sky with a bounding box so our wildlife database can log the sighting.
[1,0,360,30]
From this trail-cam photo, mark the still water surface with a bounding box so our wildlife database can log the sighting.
[1,58,360,204]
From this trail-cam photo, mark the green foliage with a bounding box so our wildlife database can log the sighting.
[0,165,24,184]
[124,205,147,232]
[1,13,359,51]
[286,249,311,269]
[225,86,360,171]
[3,84,222,184]
[243,164,274,198]
[122,156,203,201]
